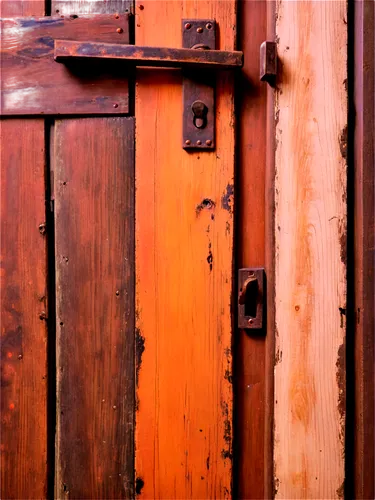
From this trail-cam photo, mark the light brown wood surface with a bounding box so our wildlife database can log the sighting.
[274,1,347,498]
[135,1,236,498]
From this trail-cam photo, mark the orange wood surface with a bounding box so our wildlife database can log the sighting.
[273,1,347,498]
[54,118,135,499]
[135,1,236,498]
[0,119,48,499]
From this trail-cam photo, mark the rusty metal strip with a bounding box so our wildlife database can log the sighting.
[54,39,243,68]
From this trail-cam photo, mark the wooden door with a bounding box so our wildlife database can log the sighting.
[1,0,236,498]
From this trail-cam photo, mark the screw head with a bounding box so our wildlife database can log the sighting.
[114,13,119,18]
[197,27,203,33]
[206,139,212,146]
[206,23,213,30]
[197,140,202,145]
[248,318,253,325]
[185,22,192,30]
[113,103,119,108]
[185,139,191,145]
[116,27,123,34]
[139,4,144,10]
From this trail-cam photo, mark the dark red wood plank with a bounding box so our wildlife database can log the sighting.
[0,119,48,499]
[1,15,130,115]
[234,1,269,498]
[354,1,375,498]
[54,118,135,499]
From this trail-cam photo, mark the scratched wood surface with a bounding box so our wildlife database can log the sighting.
[0,119,48,499]
[0,14,130,115]
[354,1,375,498]
[54,118,135,499]
[135,1,236,498]
[234,1,268,498]
[274,2,347,498]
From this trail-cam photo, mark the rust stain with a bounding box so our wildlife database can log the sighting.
[339,125,348,160]
[274,349,282,366]
[135,328,145,387]
[336,481,344,499]
[207,243,213,272]
[336,342,346,449]
[221,184,234,213]
[338,217,347,265]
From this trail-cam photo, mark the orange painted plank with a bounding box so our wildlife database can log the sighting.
[54,118,135,499]
[274,1,347,498]
[135,1,236,498]
[0,119,48,499]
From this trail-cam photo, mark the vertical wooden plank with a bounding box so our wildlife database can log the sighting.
[235,1,268,498]
[354,1,375,498]
[274,2,347,498]
[1,119,48,499]
[135,1,236,498]
[54,118,135,499]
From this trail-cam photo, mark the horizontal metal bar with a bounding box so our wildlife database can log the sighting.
[54,40,243,69]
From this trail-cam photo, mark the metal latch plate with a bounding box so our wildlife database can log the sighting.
[182,19,215,151]
[238,268,265,330]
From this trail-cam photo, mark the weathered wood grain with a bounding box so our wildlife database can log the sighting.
[1,15,130,115]
[0,119,48,499]
[234,1,268,498]
[274,2,347,498]
[52,1,132,15]
[54,118,135,499]
[135,1,236,498]
[354,1,375,498]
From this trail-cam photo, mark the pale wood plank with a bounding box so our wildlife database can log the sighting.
[274,1,347,498]
[135,1,236,498]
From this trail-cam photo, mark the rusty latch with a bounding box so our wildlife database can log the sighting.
[238,268,265,330]
[54,19,243,151]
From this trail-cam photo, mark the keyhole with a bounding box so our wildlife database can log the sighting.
[191,100,208,129]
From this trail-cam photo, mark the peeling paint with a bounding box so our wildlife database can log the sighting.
[336,342,346,449]
[135,328,145,387]
[221,184,234,213]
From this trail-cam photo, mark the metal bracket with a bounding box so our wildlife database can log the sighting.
[182,19,216,151]
[238,268,265,330]
[260,41,277,86]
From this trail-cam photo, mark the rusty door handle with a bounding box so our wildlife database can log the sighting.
[54,40,243,69]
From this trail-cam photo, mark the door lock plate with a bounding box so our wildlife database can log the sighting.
[238,268,265,330]
[182,19,216,151]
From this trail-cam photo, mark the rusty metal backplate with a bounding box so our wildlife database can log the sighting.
[0,14,130,115]
[238,268,265,330]
[182,19,215,151]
